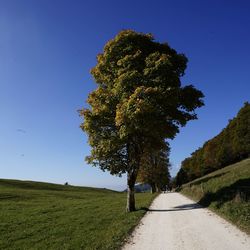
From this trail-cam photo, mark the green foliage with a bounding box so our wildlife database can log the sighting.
[80,30,204,210]
[137,147,171,191]
[176,102,250,185]
[0,179,156,250]
[180,158,250,234]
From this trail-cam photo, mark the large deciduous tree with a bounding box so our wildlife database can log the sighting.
[80,30,204,212]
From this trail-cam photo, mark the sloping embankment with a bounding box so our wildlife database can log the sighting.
[180,158,250,234]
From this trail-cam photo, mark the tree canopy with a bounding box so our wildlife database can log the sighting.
[80,30,204,211]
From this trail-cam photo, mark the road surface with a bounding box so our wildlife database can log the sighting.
[123,193,250,250]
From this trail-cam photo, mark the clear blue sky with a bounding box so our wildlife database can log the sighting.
[1,0,249,190]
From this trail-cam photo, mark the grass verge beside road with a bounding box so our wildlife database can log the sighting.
[0,179,156,249]
[180,158,250,234]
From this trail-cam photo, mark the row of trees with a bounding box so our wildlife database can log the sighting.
[137,145,171,193]
[175,102,250,186]
[80,30,204,211]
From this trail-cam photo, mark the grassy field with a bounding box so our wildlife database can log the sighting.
[0,179,156,249]
[180,158,250,234]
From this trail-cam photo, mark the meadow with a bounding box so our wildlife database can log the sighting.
[0,179,156,249]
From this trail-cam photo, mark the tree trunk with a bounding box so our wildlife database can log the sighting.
[126,140,141,212]
[151,183,156,193]
[126,183,135,212]
[126,171,137,212]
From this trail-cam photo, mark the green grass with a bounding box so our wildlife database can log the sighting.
[0,179,156,250]
[180,158,250,234]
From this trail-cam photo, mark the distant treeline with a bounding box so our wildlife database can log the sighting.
[175,102,250,186]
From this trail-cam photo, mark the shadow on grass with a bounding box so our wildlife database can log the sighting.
[0,193,33,201]
[0,194,22,200]
[199,178,250,208]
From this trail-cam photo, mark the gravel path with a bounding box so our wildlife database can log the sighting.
[123,193,250,250]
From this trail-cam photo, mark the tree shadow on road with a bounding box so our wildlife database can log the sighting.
[138,202,202,212]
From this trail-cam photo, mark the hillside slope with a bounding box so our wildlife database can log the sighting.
[176,102,250,185]
[0,179,156,249]
[180,158,250,234]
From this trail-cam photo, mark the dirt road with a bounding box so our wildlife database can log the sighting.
[123,193,250,250]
